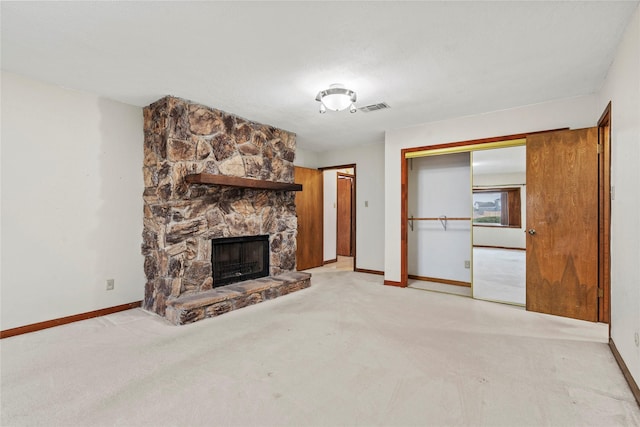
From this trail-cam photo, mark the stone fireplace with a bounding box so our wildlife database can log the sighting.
[142,96,311,325]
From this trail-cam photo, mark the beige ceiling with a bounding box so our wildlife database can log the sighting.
[2,1,637,152]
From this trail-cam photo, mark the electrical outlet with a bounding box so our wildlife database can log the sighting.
[106,279,115,291]
[365,201,369,207]
[464,260,470,269]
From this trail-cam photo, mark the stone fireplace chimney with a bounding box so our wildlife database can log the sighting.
[142,96,310,325]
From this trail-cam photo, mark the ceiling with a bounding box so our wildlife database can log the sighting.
[2,1,637,152]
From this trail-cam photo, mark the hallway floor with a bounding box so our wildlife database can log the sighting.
[2,267,638,426]
[323,255,354,271]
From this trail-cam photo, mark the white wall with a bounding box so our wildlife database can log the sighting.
[408,153,471,282]
[1,72,144,330]
[598,4,640,386]
[385,95,599,283]
[323,169,337,261]
[294,147,320,169]
[315,143,385,272]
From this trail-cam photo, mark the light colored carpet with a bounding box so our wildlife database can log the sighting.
[2,267,638,426]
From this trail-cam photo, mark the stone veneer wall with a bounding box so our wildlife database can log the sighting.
[142,96,298,317]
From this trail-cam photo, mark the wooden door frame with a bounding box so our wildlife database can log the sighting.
[318,163,357,270]
[398,125,611,324]
[398,123,611,324]
[598,102,612,325]
[337,172,355,257]
[398,129,567,287]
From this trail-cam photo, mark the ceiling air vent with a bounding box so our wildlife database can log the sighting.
[358,102,391,113]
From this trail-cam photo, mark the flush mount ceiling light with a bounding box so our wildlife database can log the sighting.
[315,83,357,114]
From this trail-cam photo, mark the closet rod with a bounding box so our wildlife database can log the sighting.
[410,217,471,221]
[408,215,471,231]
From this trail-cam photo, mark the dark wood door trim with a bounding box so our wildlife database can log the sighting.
[400,154,409,287]
[318,163,357,171]
[598,102,612,325]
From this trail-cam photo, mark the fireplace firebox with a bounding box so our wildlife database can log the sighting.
[212,235,270,287]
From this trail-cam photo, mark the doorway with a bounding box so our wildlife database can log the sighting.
[320,165,356,271]
[337,173,355,257]
[399,126,611,323]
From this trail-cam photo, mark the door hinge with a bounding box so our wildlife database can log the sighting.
[597,144,602,154]
[598,288,604,298]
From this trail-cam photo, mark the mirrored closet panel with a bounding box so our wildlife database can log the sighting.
[471,146,526,305]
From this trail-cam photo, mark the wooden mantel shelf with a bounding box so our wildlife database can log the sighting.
[185,173,302,191]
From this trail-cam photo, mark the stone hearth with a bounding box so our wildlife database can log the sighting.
[142,96,310,325]
[165,272,310,325]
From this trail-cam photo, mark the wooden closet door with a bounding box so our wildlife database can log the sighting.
[337,175,353,256]
[526,128,598,321]
[294,167,323,270]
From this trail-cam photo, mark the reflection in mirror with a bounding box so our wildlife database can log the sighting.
[472,146,526,305]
